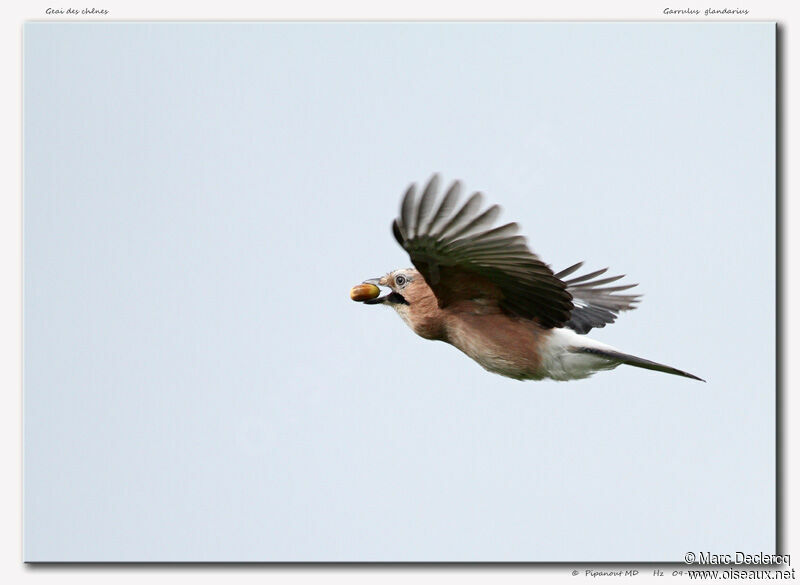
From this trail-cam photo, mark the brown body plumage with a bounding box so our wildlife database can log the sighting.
[353,176,703,382]
[382,271,548,379]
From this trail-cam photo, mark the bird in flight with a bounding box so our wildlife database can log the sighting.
[351,175,703,382]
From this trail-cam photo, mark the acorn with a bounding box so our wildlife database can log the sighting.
[350,283,381,302]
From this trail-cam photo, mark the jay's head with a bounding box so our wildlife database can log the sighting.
[351,268,444,340]
[352,268,432,310]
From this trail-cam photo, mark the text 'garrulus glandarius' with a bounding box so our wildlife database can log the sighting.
[351,175,703,382]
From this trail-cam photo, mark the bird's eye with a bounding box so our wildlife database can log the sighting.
[395,274,407,287]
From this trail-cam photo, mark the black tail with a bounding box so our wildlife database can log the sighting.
[575,347,705,382]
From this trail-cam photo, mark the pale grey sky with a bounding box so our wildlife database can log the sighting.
[24,22,775,561]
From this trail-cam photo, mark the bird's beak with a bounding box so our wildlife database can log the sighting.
[350,278,386,304]
[351,277,409,306]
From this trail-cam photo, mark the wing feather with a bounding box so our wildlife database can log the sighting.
[393,175,573,328]
[392,175,642,333]
[558,265,641,333]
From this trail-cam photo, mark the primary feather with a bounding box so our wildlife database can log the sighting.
[393,175,639,333]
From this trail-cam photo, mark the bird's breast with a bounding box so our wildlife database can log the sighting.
[443,311,547,380]
[393,304,445,340]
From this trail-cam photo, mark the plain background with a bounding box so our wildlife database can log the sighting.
[23,22,775,561]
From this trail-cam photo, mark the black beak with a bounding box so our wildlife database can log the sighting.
[361,278,409,306]
[363,295,387,305]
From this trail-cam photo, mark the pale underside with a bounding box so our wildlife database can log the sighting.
[391,296,621,381]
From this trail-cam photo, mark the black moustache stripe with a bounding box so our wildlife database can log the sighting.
[388,292,409,305]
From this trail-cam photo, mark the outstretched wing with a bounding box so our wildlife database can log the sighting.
[392,175,573,329]
[554,262,641,334]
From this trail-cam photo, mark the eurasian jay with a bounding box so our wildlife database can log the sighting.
[351,176,703,382]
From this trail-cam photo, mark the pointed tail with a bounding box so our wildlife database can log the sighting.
[574,347,705,382]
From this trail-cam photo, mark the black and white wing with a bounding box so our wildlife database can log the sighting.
[392,175,573,329]
[392,174,640,333]
[554,262,641,334]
